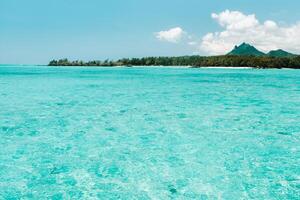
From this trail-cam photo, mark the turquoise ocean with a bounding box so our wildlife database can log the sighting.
[0,65,300,199]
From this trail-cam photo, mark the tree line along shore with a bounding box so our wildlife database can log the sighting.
[49,55,300,69]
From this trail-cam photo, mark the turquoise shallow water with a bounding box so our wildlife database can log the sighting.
[0,66,300,199]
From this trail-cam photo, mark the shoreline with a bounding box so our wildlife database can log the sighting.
[47,65,294,69]
[48,65,254,69]
[1,64,299,69]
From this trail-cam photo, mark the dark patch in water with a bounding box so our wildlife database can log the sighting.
[56,102,65,106]
[87,84,101,88]
[177,113,187,119]
[101,113,108,118]
[1,126,10,132]
[233,118,240,121]
[262,84,286,89]
[168,185,177,194]
[51,193,63,200]
[1,126,18,133]
[29,130,39,136]
[277,132,292,136]
[192,79,219,83]
[55,101,78,107]
[105,127,117,132]
[145,116,158,122]
[50,166,69,175]
[119,109,127,114]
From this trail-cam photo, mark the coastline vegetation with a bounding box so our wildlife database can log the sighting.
[49,55,300,69]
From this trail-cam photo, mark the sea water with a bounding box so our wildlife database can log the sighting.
[0,66,300,199]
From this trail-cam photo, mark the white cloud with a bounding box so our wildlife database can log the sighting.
[199,10,300,55]
[156,27,184,43]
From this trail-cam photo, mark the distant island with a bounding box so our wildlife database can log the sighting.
[227,43,297,57]
[49,43,300,69]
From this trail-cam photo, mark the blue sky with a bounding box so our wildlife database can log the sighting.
[1,0,300,64]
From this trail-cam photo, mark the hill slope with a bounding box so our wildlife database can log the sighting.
[267,49,296,57]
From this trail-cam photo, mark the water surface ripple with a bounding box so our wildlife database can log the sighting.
[0,66,300,199]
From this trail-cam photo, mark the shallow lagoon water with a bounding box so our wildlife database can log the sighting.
[0,66,300,199]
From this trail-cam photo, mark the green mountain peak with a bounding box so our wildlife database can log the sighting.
[227,43,265,56]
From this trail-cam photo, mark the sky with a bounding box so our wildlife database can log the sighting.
[1,0,300,64]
